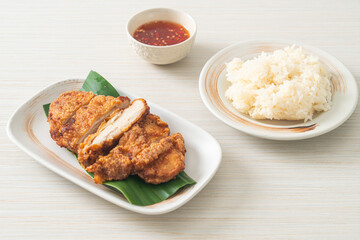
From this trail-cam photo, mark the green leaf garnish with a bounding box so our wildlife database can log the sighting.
[80,70,120,97]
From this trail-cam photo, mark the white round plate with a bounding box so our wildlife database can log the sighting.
[199,40,358,140]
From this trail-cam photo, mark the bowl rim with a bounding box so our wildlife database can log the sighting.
[126,7,197,48]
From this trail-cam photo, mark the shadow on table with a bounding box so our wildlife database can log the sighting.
[249,112,360,165]
[151,42,228,80]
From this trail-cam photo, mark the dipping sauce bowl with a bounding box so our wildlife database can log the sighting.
[127,8,197,65]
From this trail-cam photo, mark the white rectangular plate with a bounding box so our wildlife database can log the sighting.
[7,79,222,215]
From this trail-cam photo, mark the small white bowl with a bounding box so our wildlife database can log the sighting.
[127,8,197,65]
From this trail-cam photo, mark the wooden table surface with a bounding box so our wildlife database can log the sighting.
[1,0,359,239]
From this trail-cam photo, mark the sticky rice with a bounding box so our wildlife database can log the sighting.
[225,46,332,121]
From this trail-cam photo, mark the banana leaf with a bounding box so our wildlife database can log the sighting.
[43,70,196,206]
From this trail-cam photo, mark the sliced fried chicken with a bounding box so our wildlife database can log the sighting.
[48,91,95,145]
[78,99,149,168]
[86,114,170,183]
[133,133,185,172]
[135,133,186,184]
[48,91,187,185]
[86,147,132,184]
[117,114,170,160]
[58,95,130,152]
[137,147,185,184]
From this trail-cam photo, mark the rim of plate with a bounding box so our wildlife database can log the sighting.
[199,40,358,140]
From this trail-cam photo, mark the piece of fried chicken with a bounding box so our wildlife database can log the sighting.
[48,91,130,152]
[86,113,169,183]
[49,92,186,185]
[87,114,185,184]
[135,133,186,184]
[48,91,95,147]
[78,99,149,168]
[86,147,133,184]
[116,114,170,161]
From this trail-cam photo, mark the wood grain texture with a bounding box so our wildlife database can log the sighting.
[0,0,359,239]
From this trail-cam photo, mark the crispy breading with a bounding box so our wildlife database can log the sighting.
[132,133,184,171]
[77,108,123,168]
[85,114,170,183]
[86,147,132,184]
[118,114,170,159]
[48,91,187,185]
[57,95,130,152]
[133,132,185,167]
[137,149,185,184]
[48,91,95,145]
[78,99,149,168]
[92,125,185,185]
[136,133,186,184]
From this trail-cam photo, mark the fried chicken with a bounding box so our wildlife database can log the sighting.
[48,91,95,146]
[48,91,130,152]
[87,114,185,184]
[86,147,132,184]
[48,91,187,185]
[137,147,185,184]
[78,99,149,168]
[135,133,186,184]
[117,114,170,160]
[86,114,170,182]
[133,132,185,170]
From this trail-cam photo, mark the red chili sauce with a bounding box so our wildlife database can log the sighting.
[133,20,190,46]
